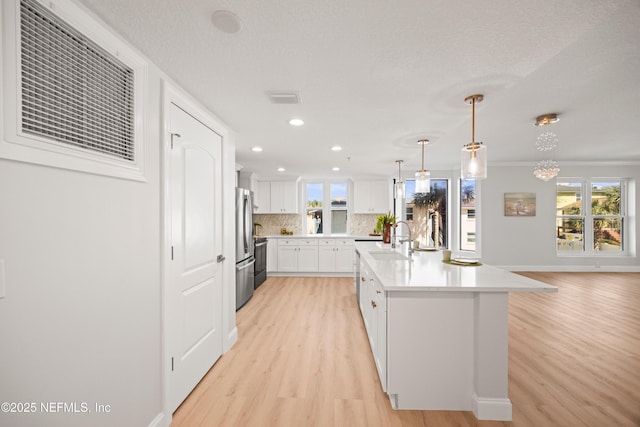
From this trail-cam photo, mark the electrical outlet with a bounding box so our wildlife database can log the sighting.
[0,260,5,299]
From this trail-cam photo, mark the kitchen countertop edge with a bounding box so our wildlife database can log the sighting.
[355,241,558,293]
[265,234,382,240]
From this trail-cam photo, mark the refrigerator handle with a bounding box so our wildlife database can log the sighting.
[243,195,250,254]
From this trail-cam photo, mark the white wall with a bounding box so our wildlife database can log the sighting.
[0,105,163,427]
[480,164,639,271]
[0,3,236,427]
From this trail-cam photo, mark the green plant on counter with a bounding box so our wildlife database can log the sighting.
[375,211,396,233]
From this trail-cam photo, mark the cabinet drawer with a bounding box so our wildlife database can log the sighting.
[335,239,354,247]
[278,239,298,246]
[297,239,318,246]
[318,239,335,246]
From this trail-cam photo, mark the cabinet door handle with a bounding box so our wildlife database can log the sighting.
[376,290,381,294]
[361,277,365,282]
[371,300,377,308]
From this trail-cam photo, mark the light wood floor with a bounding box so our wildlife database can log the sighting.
[171,273,640,427]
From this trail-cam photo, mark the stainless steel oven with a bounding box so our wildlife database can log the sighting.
[254,237,267,289]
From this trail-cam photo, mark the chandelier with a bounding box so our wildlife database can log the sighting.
[533,113,560,181]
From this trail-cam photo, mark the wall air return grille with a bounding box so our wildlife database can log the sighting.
[20,0,135,161]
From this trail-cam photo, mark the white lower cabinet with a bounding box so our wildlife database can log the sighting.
[318,238,354,273]
[277,239,318,272]
[270,237,356,274]
[297,242,319,271]
[266,239,278,272]
[359,258,387,391]
[374,278,387,390]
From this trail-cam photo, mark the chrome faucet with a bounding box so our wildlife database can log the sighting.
[393,220,414,255]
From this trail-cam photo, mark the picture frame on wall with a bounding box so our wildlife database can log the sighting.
[504,192,536,216]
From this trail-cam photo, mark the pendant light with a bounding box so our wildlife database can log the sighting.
[533,113,560,181]
[415,139,431,193]
[395,160,405,199]
[461,94,487,180]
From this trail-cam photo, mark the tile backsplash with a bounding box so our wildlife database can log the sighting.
[254,214,301,236]
[350,214,379,235]
[254,213,379,236]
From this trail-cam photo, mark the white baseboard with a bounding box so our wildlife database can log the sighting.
[472,393,512,421]
[267,272,353,277]
[148,411,169,427]
[224,326,238,353]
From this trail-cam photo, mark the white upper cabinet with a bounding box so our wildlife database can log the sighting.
[353,180,390,214]
[256,179,299,213]
[256,181,271,214]
[270,180,298,213]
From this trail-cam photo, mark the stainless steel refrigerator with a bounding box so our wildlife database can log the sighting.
[235,188,255,310]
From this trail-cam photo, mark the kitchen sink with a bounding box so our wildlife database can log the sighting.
[369,251,409,261]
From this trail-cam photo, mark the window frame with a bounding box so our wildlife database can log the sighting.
[556,178,627,257]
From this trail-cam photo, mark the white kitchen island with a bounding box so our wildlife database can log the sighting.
[354,242,557,421]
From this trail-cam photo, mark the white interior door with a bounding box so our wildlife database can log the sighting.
[167,102,223,412]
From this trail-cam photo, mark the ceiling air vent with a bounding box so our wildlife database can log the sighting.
[266,91,301,105]
[20,0,135,161]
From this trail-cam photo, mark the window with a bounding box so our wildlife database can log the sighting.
[305,181,349,234]
[406,207,414,221]
[556,179,626,254]
[460,179,476,252]
[330,182,348,233]
[306,182,323,234]
[405,179,448,248]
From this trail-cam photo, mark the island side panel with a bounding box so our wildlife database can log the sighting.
[386,291,475,410]
[472,292,512,421]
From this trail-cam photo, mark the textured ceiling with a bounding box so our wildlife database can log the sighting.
[77,0,640,178]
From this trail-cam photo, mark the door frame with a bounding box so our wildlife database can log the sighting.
[161,80,238,422]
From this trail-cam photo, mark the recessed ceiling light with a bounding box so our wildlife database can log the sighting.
[251,146,263,152]
[332,167,340,171]
[289,118,304,126]
[277,167,285,172]
[331,145,342,151]
[211,10,243,34]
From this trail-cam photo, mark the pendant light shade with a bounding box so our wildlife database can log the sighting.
[461,94,487,180]
[395,160,405,199]
[461,142,487,179]
[415,139,431,193]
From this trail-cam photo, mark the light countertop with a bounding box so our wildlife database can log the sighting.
[356,241,558,293]
[266,234,382,240]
